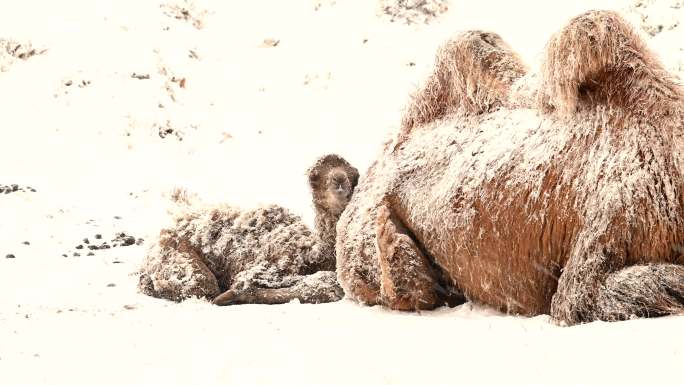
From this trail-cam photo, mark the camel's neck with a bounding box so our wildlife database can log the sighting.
[313,205,341,270]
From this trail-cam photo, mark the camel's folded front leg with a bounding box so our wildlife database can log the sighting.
[139,233,220,302]
[212,271,343,306]
[375,202,462,311]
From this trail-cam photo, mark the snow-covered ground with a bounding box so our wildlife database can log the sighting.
[1,1,682,384]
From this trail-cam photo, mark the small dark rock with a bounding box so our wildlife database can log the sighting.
[29,188,36,192]
[94,234,102,239]
[106,283,116,287]
[62,254,67,258]
[87,252,95,256]
[83,238,89,244]
[87,245,99,250]
[22,241,30,245]
[114,216,122,220]
[136,238,144,245]
[131,73,150,80]
[113,233,136,247]
[112,260,123,264]
[5,254,15,259]
[11,184,19,191]
[73,252,80,257]
[75,245,84,249]
[100,244,111,249]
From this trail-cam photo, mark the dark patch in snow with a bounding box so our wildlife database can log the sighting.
[0,184,38,195]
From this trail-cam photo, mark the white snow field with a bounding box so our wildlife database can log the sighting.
[1,1,683,384]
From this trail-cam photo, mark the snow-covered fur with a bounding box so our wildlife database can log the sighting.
[138,154,358,305]
[400,30,527,133]
[336,10,684,324]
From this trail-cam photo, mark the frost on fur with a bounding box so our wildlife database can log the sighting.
[400,31,526,140]
[537,10,681,117]
[138,154,358,305]
[337,10,684,325]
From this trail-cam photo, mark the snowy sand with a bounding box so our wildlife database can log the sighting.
[1,1,683,384]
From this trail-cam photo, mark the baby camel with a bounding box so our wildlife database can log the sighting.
[138,154,359,305]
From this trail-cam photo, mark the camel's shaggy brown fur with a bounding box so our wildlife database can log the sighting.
[537,10,681,118]
[336,10,684,325]
[138,154,358,305]
[400,31,527,133]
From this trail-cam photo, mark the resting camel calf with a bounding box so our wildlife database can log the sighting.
[336,10,684,324]
[138,154,359,305]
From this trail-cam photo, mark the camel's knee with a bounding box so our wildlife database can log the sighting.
[375,203,444,311]
[538,10,681,116]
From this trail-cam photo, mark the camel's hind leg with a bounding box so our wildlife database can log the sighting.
[375,202,463,311]
[212,271,343,305]
[138,231,220,302]
[551,245,684,325]
[596,264,684,321]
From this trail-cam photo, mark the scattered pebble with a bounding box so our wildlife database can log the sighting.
[62,254,67,258]
[131,72,150,80]
[123,304,136,310]
[68,231,142,257]
[113,232,136,247]
[5,254,15,259]
[22,241,30,245]
[106,283,116,288]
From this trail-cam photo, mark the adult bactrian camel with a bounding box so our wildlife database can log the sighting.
[336,10,684,325]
